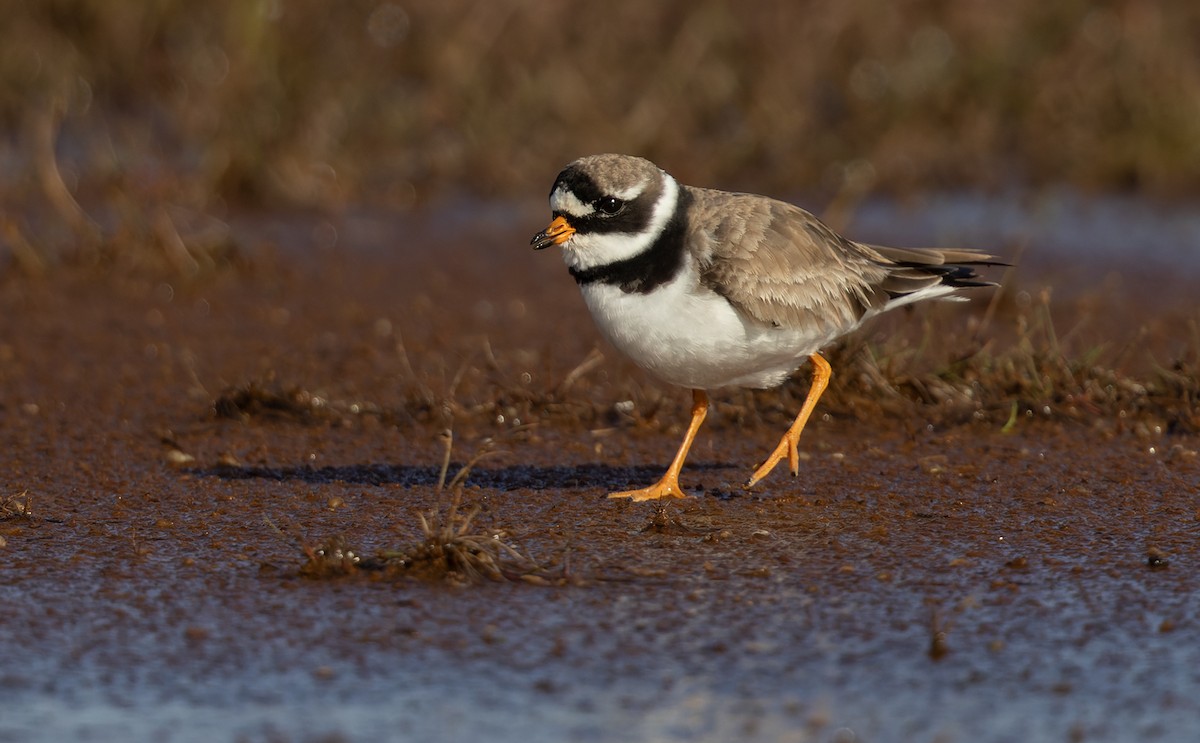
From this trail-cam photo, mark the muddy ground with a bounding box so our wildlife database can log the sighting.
[1,202,1198,742]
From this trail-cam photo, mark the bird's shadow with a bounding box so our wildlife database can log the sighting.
[189,460,740,493]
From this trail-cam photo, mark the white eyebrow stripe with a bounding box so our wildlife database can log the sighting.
[612,182,647,201]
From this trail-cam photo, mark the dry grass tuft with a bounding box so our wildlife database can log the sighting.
[298,535,363,579]
[0,491,33,520]
[215,381,334,424]
[275,431,565,585]
[379,431,549,585]
[214,380,388,426]
[819,292,1200,435]
[262,517,363,578]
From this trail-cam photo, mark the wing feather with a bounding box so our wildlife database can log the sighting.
[691,187,999,332]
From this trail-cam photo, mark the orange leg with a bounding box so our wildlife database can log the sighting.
[609,389,709,501]
[745,353,831,488]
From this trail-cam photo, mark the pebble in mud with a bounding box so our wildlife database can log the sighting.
[1145,546,1169,570]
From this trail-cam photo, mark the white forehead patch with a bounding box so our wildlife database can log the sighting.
[549,186,594,218]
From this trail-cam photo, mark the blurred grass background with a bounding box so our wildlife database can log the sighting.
[3,0,1199,218]
[1,0,1196,435]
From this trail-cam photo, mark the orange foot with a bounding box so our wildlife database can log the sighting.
[608,389,709,502]
[608,475,690,502]
[745,430,801,488]
[744,353,832,488]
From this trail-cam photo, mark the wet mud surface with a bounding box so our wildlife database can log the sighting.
[2,206,1199,742]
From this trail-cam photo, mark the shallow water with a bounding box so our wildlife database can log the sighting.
[854,190,1200,267]
[2,193,1199,742]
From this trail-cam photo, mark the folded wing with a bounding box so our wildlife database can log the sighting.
[693,189,1000,334]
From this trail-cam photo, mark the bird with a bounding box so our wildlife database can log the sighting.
[531,154,1000,501]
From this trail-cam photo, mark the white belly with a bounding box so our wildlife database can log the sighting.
[579,267,847,390]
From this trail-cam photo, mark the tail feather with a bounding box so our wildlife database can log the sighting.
[868,245,1007,301]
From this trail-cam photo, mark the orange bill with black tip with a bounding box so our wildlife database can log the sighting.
[530,216,576,250]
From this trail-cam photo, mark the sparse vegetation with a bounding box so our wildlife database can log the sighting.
[375,431,545,584]
[280,431,562,585]
[216,285,1199,445]
[1,3,1196,725]
[3,2,1200,271]
[215,381,346,424]
[0,491,33,520]
[818,290,1200,435]
[6,1,1200,205]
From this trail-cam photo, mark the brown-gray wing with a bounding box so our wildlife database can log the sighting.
[693,189,893,334]
[693,188,1002,332]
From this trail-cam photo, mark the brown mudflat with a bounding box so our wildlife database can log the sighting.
[1,204,1197,742]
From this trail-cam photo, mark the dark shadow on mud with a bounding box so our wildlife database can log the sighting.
[188,461,739,492]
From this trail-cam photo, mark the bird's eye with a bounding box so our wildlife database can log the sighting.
[596,197,624,215]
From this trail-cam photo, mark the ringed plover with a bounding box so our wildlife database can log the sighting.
[532,154,1000,501]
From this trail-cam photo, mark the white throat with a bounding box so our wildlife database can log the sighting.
[560,174,680,272]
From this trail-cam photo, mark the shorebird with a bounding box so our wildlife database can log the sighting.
[532,154,999,500]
